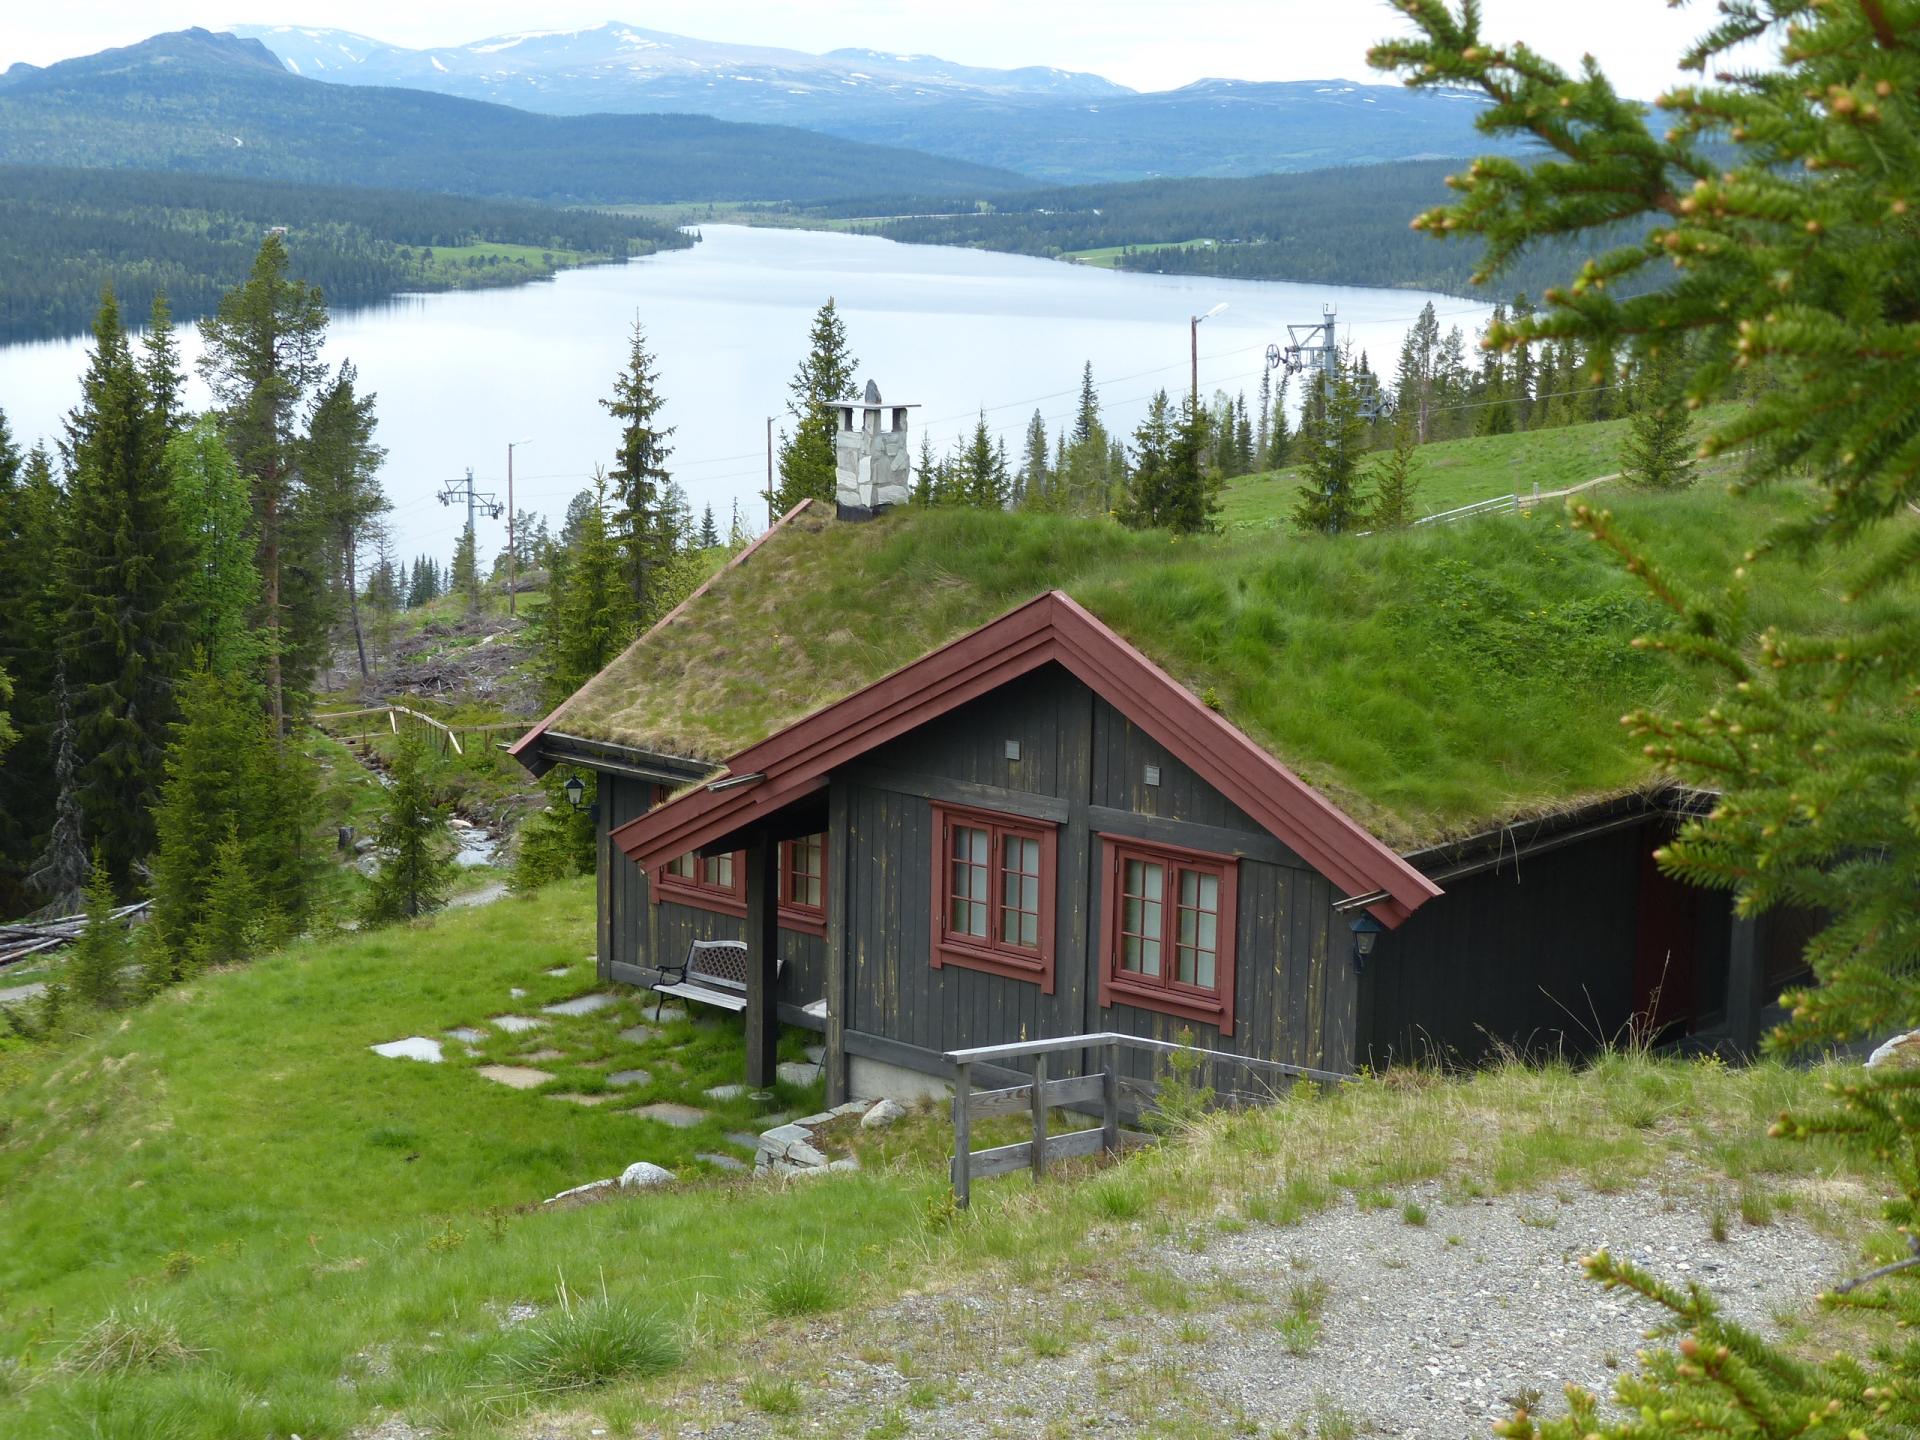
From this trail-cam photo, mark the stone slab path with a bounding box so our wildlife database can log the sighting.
[626,1101,709,1128]
[541,992,618,1016]
[369,1036,443,1063]
[476,1065,552,1090]
[490,1014,545,1033]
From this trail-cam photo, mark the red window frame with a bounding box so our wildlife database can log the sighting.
[648,784,828,935]
[1097,835,1237,1035]
[777,833,827,937]
[929,802,1057,993]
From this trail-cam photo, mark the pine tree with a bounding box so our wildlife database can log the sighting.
[66,850,124,1011]
[364,729,453,924]
[1268,375,1292,467]
[140,293,187,440]
[1620,351,1696,491]
[955,412,1009,510]
[1119,393,1219,534]
[0,426,63,908]
[302,361,389,679]
[1255,367,1273,469]
[1290,357,1370,536]
[772,298,857,512]
[601,318,676,621]
[1072,362,1101,444]
[191,827,268,972]
[697,503,719,550]
[166,417,262,678]
[540,469,629,705]
[1368,416,1421,531]
[59,287,191,888]
[196,234,330,735]
[1373,5,1920,1435]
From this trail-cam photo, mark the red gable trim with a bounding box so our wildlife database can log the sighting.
[612,591,1439,927]
[507,498,821,769]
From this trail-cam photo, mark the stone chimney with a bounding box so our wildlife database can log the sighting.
[834,379,917,521]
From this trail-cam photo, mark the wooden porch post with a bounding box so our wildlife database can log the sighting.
[744,834,780,1088]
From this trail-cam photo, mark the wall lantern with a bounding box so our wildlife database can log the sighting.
[562,776,586,812]
[1348,912,1386,975]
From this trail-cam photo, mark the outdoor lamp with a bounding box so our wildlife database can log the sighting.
[562,776,586,812]
[1348,913,1385,975]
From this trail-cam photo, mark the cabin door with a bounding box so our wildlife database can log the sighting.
[1631,826,1700,1036]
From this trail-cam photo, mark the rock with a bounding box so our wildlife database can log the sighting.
[827,1157,860,1171]
[625,1101,708,1128]
[477,1065,553,1090]
[541,992,617,1017]
[607,1068,652,1088]
[697,1152,748,1172]
[369,1036,443,1063]
[1867,1029,1920,1069]
[618,1161,675,1190]
[490,1014,545,1033]
[443,1026,488,1044]
[617,1025,658,1045]
[861,1098,907,1130]
[704,1083,748,1100]
[805,1044,826,1065]
[785,1141,828,1168]
[776,1060,819,1087]
[543,1178,614,1204]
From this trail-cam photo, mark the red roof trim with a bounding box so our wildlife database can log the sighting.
[507,497,821,767]
[610,591,1439,927]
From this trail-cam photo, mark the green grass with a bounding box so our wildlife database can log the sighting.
[411,241,602,288]
[1061,238,1215,268]
[553,479,1895,846]
[0,887,1883,1436]
[1217,405,1747,534]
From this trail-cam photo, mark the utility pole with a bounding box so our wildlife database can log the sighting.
[506,439,532,617]
[766,415,776,525]
[1190,302,1227,412]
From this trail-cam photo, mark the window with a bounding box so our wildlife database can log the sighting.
[930,803,1057,992]
[653,834,828,935]
[1099,836,1237,1034]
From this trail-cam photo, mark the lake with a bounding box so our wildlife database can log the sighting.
[0,225,1492,560]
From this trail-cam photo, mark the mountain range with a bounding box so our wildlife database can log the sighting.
[0,29,1024,203]
[230,22,1504,182]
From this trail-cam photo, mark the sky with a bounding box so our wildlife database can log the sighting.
[4,1,1717,100]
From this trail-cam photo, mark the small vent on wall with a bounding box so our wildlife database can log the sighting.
[1143,764,1162,787]
[1004,739,1022,762]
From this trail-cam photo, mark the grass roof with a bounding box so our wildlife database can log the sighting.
[548,487,1867,848]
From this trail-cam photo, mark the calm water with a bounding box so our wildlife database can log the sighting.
[0,226,1491,559]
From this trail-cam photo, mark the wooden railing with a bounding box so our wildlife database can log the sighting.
[942,1032,1352,1207]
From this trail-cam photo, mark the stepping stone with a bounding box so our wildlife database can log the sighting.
[490,1014,545,1034]
[370,1036,443,1063]
[444,1027,488,1044]
[625,1102,708,1129]
[698,1152,748,1172]
[518,1048,565,1063]
[617,1025,658,1045]
[542,992,617,1017]
[776,1060,819,1087]
[725,1131,761,1150]
[804,1045,825,1065]
[704,1083,748,1101]
[544,966,572,977]
[607,1068,652,1088]
[477,1065,552,1090]
[549,1092,614,1106]
[510,987,527,998]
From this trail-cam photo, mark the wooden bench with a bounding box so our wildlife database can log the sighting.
[650,939,784,1021]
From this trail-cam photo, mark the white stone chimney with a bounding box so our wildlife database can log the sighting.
[834,379,917,521]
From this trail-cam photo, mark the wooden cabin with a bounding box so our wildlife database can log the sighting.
[512,500,1804,1103]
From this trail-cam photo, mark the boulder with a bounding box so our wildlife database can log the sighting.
[618,1161,675,1190]
[1867,1029,1920,1069]
[861,1098,907,1130]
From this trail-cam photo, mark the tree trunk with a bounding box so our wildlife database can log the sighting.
[263,483,283,739]
[346,533,369,681]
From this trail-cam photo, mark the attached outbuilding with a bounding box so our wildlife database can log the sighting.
[513,492,1809,1103]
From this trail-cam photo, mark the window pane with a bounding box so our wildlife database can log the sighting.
[1198,873,1218,913]
[1176,942,1197,986]
[710,853,734,889]
[1018,911,1038,947]
[1139,936,1161,977]
[1195,949,1216,990]
[1197,910,1217,955]
[667,853,694,879]
[1123,896,1144,936]
[1121,934,1143,973]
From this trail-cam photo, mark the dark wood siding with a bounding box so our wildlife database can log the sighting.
[840,663,1341,1080]
[598,773,827,1010]
[1357,821,1715,1067]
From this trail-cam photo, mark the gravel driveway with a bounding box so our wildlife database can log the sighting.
[631,1179,1857,1440]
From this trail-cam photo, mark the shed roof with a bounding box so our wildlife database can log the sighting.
[520,488,1831,850]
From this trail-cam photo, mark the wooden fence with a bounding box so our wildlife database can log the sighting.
[942,1032,1354,1207]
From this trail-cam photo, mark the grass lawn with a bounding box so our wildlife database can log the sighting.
[1218,405,1748,534]
[411,243,600,288]
[0,881,1891,1438]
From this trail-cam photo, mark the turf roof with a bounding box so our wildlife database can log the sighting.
[544,489,1844,849]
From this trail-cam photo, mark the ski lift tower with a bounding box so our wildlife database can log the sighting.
[1267,303,1391,420]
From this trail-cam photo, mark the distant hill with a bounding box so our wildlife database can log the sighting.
[231,22,1518,183]
[0,29,1028,204]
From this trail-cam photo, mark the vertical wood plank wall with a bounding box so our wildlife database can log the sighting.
[597,775,826,1010]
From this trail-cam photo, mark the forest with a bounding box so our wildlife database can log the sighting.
[0,165,693,340]
[804,162,1641,300]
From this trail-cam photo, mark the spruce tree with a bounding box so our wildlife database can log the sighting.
[364,729,453,924]
[1072,362,1101,444]
[58,287,191,888]
[0,665,13,764]
[0,427,62,907]
[1368,416,1421,531]
[772,298,857,512]
[140,293,187,439]
[191,828,267,972]
[1255,367,1273,469]
[66,850,124,1011]
[1290,358,1370,536]
[1373,4,1920,1435]
[956,412,1009,510]
[26,663,89,918]
[540,469,629,705]
[600,318,676,620]
[1018,409,1050,507]
[197,234,330,735]
[302,361,389,678]
[1120,393,1219,535]
[450,523,480,613]
[1620,351,1696,491]
[697,503,719,550]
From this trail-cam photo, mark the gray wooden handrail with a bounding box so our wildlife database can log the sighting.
[943,1031,1356,1206]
